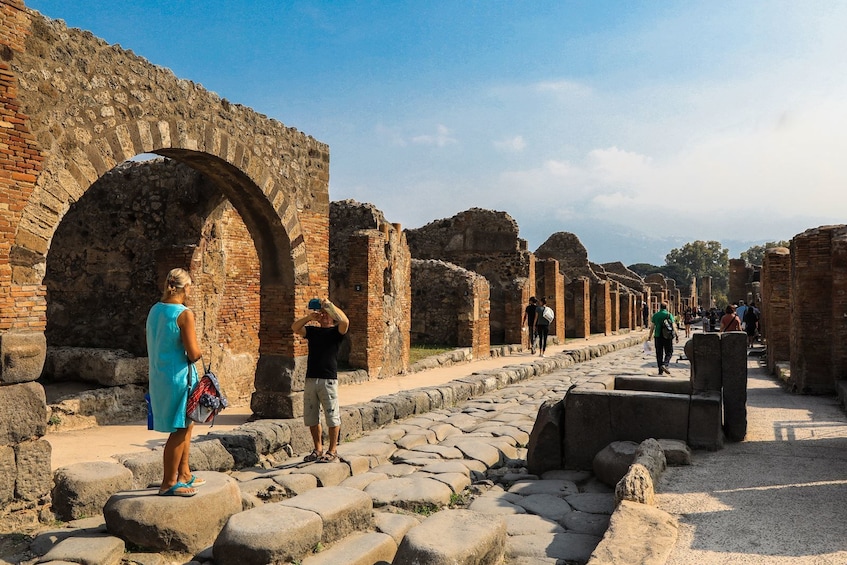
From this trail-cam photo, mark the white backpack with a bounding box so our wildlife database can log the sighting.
[542,306,554,322]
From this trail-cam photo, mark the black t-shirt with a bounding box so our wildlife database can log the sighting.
[525,304,538,325]
[305,325,344,379]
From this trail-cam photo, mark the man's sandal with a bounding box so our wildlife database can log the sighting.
[304,449,323,462]
[318,451,338,463]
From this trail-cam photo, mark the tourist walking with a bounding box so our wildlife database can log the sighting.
[522,296,539,354]
[292,297,350,463]
[535,298,553,358]
[683,307,693,338]
[743,302,760,347]
[642,303,650,328]
[647,303,676,374]
[146,268,204,497]
[720,304,742,332]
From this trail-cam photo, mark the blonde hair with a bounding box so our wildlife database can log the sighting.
[161,268,192,301]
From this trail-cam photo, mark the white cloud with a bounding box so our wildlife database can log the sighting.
[493,135,526,153]
[411,124,457,147]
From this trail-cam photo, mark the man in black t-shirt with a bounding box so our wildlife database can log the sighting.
[292,297,349,463]
[522,296,539,354]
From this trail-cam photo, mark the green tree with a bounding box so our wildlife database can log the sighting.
[627,263,662,278]
[665,240,729,294]
[740,241,790,266]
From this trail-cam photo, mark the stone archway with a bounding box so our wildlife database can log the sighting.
[1,4,329,418]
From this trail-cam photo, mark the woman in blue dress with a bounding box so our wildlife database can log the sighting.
[146,268,204,497]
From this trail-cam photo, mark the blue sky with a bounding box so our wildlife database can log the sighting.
[26,1,847,264]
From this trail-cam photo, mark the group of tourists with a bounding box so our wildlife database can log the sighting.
[145,268,349,497]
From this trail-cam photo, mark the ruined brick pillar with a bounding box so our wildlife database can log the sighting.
[591,281,611,336]
[700,276,712,310]
[566,278,590,339]
[538,259,565,340]
[347,230,385,376]
[790,226,847,393]
[620,291,633,330]
[761,247,790,375]
[609,282,620,333]
[729,259,749,305]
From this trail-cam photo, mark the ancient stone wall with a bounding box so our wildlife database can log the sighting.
[535,232,600,282]
[536,258,565,339]
[566,278,591,339]
[600,262,645,293]
[406,208,532,345]
[789,226,847,393]
[590,281,611,335]
[410,259,490,359]
[329,200,410,378]
[761,247,790,374]
[42,158,260,403]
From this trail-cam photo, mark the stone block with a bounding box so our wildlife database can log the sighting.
[52,461,135,521]
[526,399,564,476]
[691,332,722,393]
[43,347,147,386]
[115,449,162,489]
[721,332,748,442]
[0,331,46,385]
[369,400,396,427]
[302,531,397,565]
[339,406,364,443]
[0,381,47,444]
[657,439,692,466]
[249,390,301,420]
[374,511,420,545]
[40,534,125,565]
[592,441,638,487]
[374,395,415,420]
[190,438,236,472]
[353,403,378,431]
[364,476,453,510]
[614,376,691,395]
[14,439,52,502]
[281,486,373,543]
[405,389,432,414]
[0,445,15,504]
[104,472,241,553]
[290,461,351,487]
[393,510,506,565]
[587,500,678,565]
[506,531,600,563]
[688,392,724,450]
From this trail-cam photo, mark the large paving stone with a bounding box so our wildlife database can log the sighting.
[337,441,396,466]
[504,514,565,535]
[290,461,350,486]
[429,423,462,441]
[270,471,319,495]
[52,461,135,521]
[507,479,579,497]
[364,476,453,510]
[419,461,474,477]
[419,471,471,493]
[302,531,397,565]
[213,503,322,565]
[374,511,420,545]
[393,509,506,565]
[439,439,501,468]
[340,472,389,491]
[586,500,678,565]
[281,486,373,544]
[410,444,464,459]
[507,531,601,563]
[562,510,611,536]
[564,493,616,515]
[38,533,125,565]
[370,463,418,477]
[103,472,241,553]
[467,493,526,515]
[514,493,574,522]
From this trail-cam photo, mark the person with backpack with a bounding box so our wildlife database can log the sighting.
[146,268,205,497]
[743,301,760,348]
[647,303,676,375]
[521,296,539,354]
[720,304,742,332]
[535,297,554,358]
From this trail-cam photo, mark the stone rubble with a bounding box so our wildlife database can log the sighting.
[19,337,682,565]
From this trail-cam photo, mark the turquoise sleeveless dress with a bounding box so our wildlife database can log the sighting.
[146,302,198,433]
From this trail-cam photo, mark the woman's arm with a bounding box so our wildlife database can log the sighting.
[177,308,202,362]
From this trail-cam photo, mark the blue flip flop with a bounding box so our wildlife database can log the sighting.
[158,481,196,497]
[187,475,206,487]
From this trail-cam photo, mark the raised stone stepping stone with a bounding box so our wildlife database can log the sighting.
[104,472,241,553]
[52,461,133,521]
[39,533,125,565]
[565,492,616,514]
[514,493,573,523]
[364,476,453,510]
[506,531,601,563]
[374,511,420,544]
[213,503,322,565]
[394,509,506,565]
[301,531,397,565]
[281,486,373,544]
[561,510,611,536]
[588,499,678,564]
[508,479,579,497]
[419,471,471,493]
[340,472,389,490]
[504,513,565,535]
[290,461,350,486]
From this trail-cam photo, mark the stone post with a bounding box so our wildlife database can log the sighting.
[591,281,611,336]
[721,332,747,441]
[700,276,712,310]
[347,230,386,377]
[567,278,590,339]
[761,247,790,374]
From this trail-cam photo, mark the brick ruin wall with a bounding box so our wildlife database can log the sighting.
[41,159,260,403]
[329,200,410,378]
[535,258,565,339]
[406,208,531,345]
[536,232,600,282]
[410,259,490,359]
[761,247,790,374]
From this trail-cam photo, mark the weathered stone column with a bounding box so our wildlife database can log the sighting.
[567,278,590,339]
[721,332,748,441]
[609,282,620,333]
[538,259,565,340]
[729,259,749,305]
[700,276,712,310]
[761,247,790,375]
[347,230,386,377]
[591,281,611,336]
